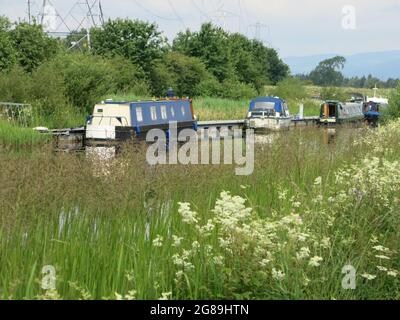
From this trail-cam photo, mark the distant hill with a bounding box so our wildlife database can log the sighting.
[284,51,400,80]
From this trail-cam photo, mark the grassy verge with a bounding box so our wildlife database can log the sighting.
[0,120,51,148]
[1,122,399,299]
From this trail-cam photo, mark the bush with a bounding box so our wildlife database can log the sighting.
[196,76,222,97]
[382,85,400,121]
[320,87,347,102]
[219,79,257,100]
[0,66,32,103]
[150,52,211,97]
[271,78,307,101]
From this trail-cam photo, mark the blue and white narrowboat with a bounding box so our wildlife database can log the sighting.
[319,100,364,125]
[85,98,197,144]
[245,97,292,131]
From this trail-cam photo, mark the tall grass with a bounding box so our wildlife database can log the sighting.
[0,120,50,148]
[1,123,399,300]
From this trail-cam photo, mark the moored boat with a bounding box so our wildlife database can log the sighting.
[85,98,197,145]
[245,96,292,131]
[319,100,364,125]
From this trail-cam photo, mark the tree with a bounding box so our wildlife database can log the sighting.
[11,22,59,72]
[309,56,346,86]
[91,19,166,76]
[227,34,265,91]
[150,52,211,97]
[263,46,289,84]
[173,23,233,82]
[0,16,16,71]
[173,23,289,89]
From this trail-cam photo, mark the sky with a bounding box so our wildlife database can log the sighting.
[1,0,400,58]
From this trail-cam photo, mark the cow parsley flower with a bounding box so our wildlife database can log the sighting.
[361,273,377,280]
[375,255,391,260]
[178,202,198,225]
[172,235,183,247]
[272,268,285,280]
[376,266,388,272]
[159,292,172,300]
[387,270,398,278]
[309,256,323,267]
[152,235,163,247]
[372,245,390,252]
[296,247,311,260]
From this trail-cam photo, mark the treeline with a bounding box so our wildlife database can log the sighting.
[295,56,399,89]
[0,16,288,125]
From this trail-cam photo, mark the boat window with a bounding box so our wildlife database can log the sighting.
[181,106,186,116]
[136,107,143,122]
[150,106,157,121]
[170,106,175,118]
[97,109,103,113]
[161,105,167,120]
[254,102,275,110]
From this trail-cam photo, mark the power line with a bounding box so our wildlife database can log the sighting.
[190,0,212,22]
[131,0,180,21]
[167,0,187,29]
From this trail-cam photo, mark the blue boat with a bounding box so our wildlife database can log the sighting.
[245,96,292,131]
[85,98,197,143]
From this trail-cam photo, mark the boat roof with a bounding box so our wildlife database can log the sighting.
[250,96,285,104]
[100,98,191,105]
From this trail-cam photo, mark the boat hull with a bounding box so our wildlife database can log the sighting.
[246,117,292,132]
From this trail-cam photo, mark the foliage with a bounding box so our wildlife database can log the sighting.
[320,86,348,102]
[0,16,16,71]
[10,22,59,72]
[173,23,288,90]
[91,19,167,76]
[309,56,346,87]
[150,52,210,97]
[271,78,307,101]
[382,84,400,121]
[173,23,232,82]
[0,120,50,147]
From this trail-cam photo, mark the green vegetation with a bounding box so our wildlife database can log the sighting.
[0,120,50,148]
[309,56,347,87]
[382,84,400,121]
[1,121,399,299]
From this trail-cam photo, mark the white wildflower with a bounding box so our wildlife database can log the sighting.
[178,202,198,225]
[172,235,183,247]
[321,237,331,249]
[372,245,390,253]
[125,290,137,300]
[309,256,323,267]
[375,255,391,260]
[159,292,172,300]
[361,273,377,280]
[152,235,163,247]
[387,270,398,278]
[272,268,285,280]
[296,247,311,260]
[259,258,271,267]
[376,266,388,272]
[192,241,200,251]
[213,256,224,266]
